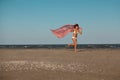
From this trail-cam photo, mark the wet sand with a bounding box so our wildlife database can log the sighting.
[0,49,120,80]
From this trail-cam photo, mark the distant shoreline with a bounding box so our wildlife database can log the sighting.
[0,44,120,49]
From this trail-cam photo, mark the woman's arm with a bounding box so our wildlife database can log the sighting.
[79,29,82,35]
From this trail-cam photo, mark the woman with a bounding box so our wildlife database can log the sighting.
[68,24,82,53]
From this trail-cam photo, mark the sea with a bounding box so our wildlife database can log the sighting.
[0,44,120,49]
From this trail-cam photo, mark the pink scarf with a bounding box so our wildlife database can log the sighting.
[51,24,74,38]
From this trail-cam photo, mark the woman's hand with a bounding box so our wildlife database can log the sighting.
[80,32,82,35]
[79,30,82,35]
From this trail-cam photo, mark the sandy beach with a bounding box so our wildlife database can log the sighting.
[0,48,120,80]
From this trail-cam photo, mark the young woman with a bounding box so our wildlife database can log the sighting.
[68,24,82,53]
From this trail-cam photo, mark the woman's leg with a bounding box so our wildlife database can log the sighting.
[68,43,74,46]
[68,38,74,47]
[72,38,77,53]
[68,38,77,53]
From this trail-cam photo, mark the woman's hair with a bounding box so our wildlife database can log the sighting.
[74,24,79,28]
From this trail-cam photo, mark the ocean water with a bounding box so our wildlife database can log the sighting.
[0,44,120,49]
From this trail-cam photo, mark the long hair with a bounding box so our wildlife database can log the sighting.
[74,24,79,29]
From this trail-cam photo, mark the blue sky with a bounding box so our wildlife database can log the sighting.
[0,0,120,44]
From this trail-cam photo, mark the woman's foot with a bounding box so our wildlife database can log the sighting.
[75,49,77,53]
[68,44,70,47]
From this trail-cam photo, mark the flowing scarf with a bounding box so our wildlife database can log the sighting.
[50,24,74,38]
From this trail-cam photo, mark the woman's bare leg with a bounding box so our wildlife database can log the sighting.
[68,38,74,47]
[72,38,77,53]
[68,38,77,53]
[68,44,74,46]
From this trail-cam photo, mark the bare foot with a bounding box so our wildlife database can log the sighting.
[68,44,70,47]
[75,49,77,53]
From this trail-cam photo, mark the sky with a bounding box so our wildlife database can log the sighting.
[0,0,120,44]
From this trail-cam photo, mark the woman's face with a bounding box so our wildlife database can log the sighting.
[76,26,79,29]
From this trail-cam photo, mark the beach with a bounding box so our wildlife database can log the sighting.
[0,48,120,80]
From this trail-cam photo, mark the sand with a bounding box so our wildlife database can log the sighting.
[0,48,120,80]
